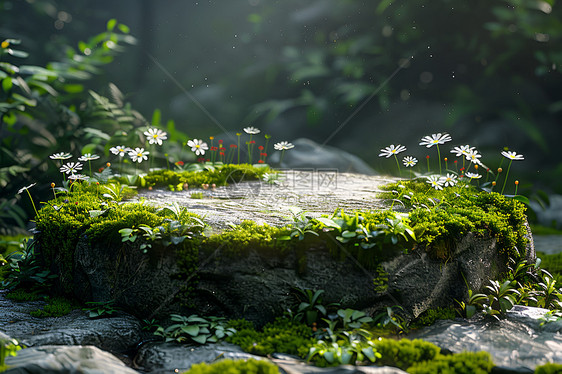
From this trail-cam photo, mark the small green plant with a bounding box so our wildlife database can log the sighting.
[485,280,520,316]
[154,314,235,345]
[83,300,120,319]
[278,207,319,241]
[1,238,57,291]
[142,318,160,333]
[191,192,203,199]
[288,288,339,326]
[456,288,488,319]
[373,305,409,333]
[334,308,373,330]
[306,328,381,367]
[0,337,22,371]
[183,358,280,374]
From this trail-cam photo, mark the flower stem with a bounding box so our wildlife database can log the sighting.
[500,160,513,195]
[279,150,286,166]
[237,135,241,164]
[437,145,442,175]
[25,189,38,217]
[393,155,401,177]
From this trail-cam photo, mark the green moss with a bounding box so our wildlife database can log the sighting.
[406,351,494,374]
[35,181,203,296]
[374,338,441,370]
[226,317,314,358]
[410,307,458,328]
[84,203,162,245]
[141,164,272,190]
[202,221,291,256]
[381,180,528,260]
[373,265,389,293]
[29,296,79,318]
[5,289,43,302]
[535,362,562,374]
[183,358,280,374]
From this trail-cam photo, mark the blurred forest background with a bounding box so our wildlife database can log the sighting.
[1,0,562,228]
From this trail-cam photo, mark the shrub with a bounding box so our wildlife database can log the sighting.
[183,358,279,374]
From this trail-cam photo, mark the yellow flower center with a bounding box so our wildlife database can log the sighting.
[1,41,9,49]
[153,134,158,138]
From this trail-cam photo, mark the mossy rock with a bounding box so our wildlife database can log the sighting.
[34,171,534,325]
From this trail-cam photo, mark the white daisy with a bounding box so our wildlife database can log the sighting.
[501,151,524,161]
[273,141,295,151]
[419,133,452,148]
[129,147,149,163]
[426,175,444,190]
[378,144,407,158]
[243,126,261,135]
[110,146,132,157]
[187,139,209,156]
[144,128,168,146]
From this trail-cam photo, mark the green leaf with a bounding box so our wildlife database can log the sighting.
[151,108,161,126]
[117,23,130,34]
[341,230,357,239]
[315,217,341,230]
[181,325,200,336]
[107,19,117,31]
[1,78,12,92]
[7,49,29,58]
[191,334,208,344]
[362,347,377,362]
[63,84,84,94]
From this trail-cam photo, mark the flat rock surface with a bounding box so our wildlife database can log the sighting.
[0,290,141,354]
[135,171,396,231]
[408,305,562,370]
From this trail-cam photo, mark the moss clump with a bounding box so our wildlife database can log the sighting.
[374,338,441,370]
[5,289,43,302]
[84,204,163,245]
[202,221,291,256]
[410,307,458,328]
[406,351,494,374]
[140,164,272,190]
[29,296,79,318]
[183,358,279,374]
[535,362,562,374]
[381,180,529,260]
[226,317,314,357]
